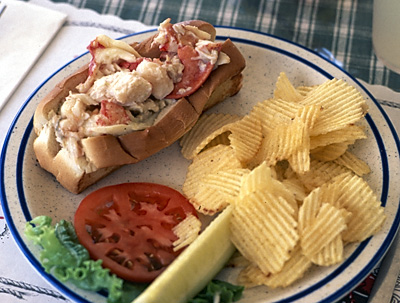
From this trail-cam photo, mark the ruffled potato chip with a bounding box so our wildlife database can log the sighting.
[300,203,347,259]
[182,144,242,199]
[333,151,371,176]
[229,114,263,164]
[300,78,368,136]
[180,113,241,159]
[311,142,351,161]
[249,97,302,133]
[173,214,202,251]
[231,190,298,274]
[274,72,304,102]
[310,125,366,150]
[179,72,384,291]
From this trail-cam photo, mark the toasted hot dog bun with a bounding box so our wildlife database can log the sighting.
[33,20,245,194]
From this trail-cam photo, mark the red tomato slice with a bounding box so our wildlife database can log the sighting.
[166,45,214,99]
[74,183,198,283]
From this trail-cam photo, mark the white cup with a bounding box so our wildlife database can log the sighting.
[372,0,400,74]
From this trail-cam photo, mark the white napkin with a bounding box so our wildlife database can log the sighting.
[359,79,400,134]
[0,0,67,111]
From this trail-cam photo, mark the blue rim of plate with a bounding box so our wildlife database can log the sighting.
[0,26,399,303]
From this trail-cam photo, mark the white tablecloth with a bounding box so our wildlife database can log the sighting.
[0,1,152,302]
[0,1,399,302]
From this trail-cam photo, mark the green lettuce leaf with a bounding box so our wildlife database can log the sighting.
[188,279,244,303]
[25,216,80,273]
[25,216,144,303]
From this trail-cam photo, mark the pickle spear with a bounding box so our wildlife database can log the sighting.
[133,206,235,303]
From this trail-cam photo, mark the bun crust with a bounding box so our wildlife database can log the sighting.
[33,20,246,193]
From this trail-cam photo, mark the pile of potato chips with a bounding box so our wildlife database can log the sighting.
[179,72,386,288]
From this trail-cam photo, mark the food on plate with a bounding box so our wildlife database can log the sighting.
[25,188,243,303]
[133,205,238,303]
[179,72,386,289]
[73,182,201,283]
[25,71,386,302]
[182,144,243,214]
[33,18,246,194]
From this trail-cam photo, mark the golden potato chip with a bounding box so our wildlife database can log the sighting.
[298,187,334,237]
[270,180,299,215]
[231,190,298,274]
[248,101,312,169]
[282,178,308,202]
[331,173,386,242]
[310,235,344,266]
[227,251,251,268]
[238,245,312,289]
[301,203,347,259]
[246,134,270,169]
[264,245,312,288]
[201,168,250,200]
[264,118,306,167]
[301,172,385,243]
[298,188,322,234]
[240,162,298,214]
[190,187,231,215]
[172,214,202,251]
[202,132,231,149]
[249,97,302,133]
[300,78,368,136]
[311,142,351,161]
[338,207,354,225]
[237,263,266,288]
[286,104,322,174]
[229,114,263,164]
[333,151,371,176]
[239,161,274,198]
[180,113,241,159]
[288,148,310,175]
[274,72,304,102]
[296,104,321,130]
[310,125,366,150]
[296,159,349,191]
[298,181,342,232]
[296,85,317,97]
[182,145,242,199]
[288,130,310,174]
[298,181,353,266]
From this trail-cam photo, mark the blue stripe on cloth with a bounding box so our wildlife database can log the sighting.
[29,0,400,91]
[16,1,400,302]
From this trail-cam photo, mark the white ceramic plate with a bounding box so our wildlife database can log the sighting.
[1,27,400,303]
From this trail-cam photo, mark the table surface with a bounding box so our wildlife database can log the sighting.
[48,0,400,93]
[0,0,398,303]
[45,1,399,303]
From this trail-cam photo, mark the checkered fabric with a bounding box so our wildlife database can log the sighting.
[47,0,400,92]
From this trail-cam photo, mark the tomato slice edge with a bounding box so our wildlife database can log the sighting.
[74,182,198,283]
